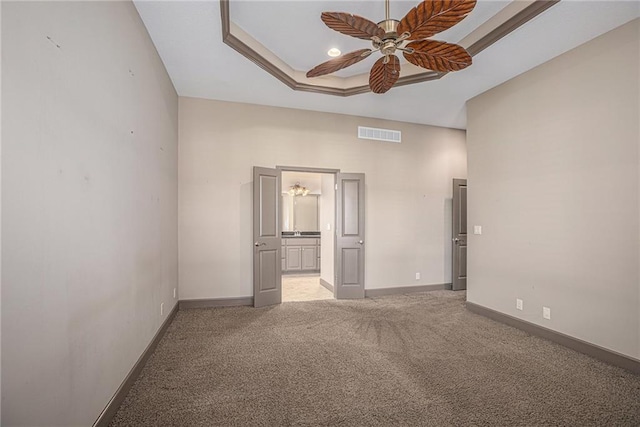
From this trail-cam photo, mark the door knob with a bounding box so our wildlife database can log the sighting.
[453,238,460,243]
[254,242,266,247]
[357,240,364,245]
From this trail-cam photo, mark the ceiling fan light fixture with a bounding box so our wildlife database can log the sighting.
[307,0,477,94]
[327,48,341,57]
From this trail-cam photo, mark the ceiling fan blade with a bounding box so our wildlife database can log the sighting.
[307,49,373,78]
[321,12,385,40]
[369,55,400,94]
[404,40,472,72]
[398,0,476,41]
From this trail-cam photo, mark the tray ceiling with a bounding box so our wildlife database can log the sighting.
[134,1,640,129]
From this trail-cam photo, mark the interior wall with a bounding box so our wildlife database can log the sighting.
[0,3,3,422]
[320,174,335,286]
[2,2,178,425]
[179,97,467,299]
[466,19,640,358]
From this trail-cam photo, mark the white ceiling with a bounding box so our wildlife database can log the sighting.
[134,1,639,129]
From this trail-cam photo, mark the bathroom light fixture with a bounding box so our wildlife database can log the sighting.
[288,182,310,197]
[327,48,341,57]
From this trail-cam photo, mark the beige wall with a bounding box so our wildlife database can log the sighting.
[1,3,3,422]
[467,19,639,358]
[2,2,178,425]
[179,97,467,299]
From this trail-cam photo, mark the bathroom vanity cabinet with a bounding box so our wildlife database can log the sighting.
[282,237,320,273]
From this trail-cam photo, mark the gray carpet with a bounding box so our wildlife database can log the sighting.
[110,291,640,426]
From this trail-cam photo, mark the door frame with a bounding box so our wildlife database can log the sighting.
[277,166,340,298]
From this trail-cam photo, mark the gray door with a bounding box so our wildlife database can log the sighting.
[452,179,467,291]
[253,167,282,307]
[335,173,365,299]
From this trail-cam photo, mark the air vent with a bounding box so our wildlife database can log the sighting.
[357,126,401,143]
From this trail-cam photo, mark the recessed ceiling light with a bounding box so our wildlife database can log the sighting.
[327,48,341,57]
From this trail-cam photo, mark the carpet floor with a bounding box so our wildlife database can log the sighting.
[110,291,640,426]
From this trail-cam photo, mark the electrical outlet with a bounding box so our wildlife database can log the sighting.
[543,306,551,320]
[516,298,523,311]
[173,288,177,299]
[415,272,420,280]
[160,302,164,316]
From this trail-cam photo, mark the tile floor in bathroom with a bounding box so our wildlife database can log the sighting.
[282,274,333,302]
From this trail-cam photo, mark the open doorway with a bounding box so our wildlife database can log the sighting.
[253,166,365,308]
[280,170,335,302]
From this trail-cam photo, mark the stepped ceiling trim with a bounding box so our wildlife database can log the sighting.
[221,0,560,97]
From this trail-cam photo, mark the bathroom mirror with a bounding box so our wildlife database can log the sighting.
[282,194,319,232]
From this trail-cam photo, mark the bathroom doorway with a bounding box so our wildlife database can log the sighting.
[280,170,335,302]
[253,165,366,308]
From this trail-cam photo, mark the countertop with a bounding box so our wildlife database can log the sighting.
[282,232,320,238]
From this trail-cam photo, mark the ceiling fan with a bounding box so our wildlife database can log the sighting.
[306,0,477,94]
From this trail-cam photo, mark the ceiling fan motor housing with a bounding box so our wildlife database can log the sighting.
[378,19,401,37]
[374,19,404,55]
